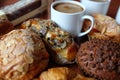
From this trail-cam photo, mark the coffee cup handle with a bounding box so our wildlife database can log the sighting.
[78,15,94,37]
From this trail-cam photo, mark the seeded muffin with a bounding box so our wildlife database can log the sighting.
[76,39,120,80]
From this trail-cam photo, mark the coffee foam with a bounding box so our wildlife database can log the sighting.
[54,3,83,13]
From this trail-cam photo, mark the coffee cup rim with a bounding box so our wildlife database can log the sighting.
[86,0,111,3]
[51,1,86,15]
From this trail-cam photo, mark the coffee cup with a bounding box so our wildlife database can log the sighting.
[81,0,111,15]
[51,1,94,37]
[116,6,120,25]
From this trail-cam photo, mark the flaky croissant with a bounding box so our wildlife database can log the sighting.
[83,13,120,44]
[39,67,96,80]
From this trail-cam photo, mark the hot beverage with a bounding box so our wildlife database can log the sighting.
[54,3,83,13]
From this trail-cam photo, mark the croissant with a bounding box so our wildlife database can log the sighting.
[39,67,96,80]
[83,13,120,44]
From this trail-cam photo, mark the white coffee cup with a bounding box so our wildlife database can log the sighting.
[81,0,111,15]
[116,6,120,25]
[51,1,94,37]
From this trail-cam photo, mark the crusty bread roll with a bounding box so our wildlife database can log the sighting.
[21,19,78,65]
[0,29,49,80]
[39,67,95,80]
[83,13,120,44]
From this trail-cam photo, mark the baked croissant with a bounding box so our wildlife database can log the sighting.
[83,13,120,44]
[21,19,78,65]
[39,67,96,80]
[0,29,49,80]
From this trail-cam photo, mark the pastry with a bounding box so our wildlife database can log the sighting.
[76,39,120,80]
[21,19,78,65]
[39,67,95,80]
[83,13,120,44]
[0,29,49,80]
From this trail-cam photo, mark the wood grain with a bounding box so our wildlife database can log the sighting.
[0,0,18,7]
[107,0,120,18]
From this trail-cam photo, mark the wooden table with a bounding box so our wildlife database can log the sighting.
[107,0,120,18]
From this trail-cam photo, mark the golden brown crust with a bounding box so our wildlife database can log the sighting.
[83,13,120,44]
[0,29,49,80]
[39,67,96,80]
[21,19,78,65]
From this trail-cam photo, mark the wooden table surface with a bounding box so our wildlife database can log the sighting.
[107,0,120,18]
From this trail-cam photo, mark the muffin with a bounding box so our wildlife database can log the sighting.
[0,29,49,80]
[76,39,120,80]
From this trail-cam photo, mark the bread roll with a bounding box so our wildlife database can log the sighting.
[39,67,95,80]
[21,19,78,65]
[83,13,120,44]
[0,29,49,80]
